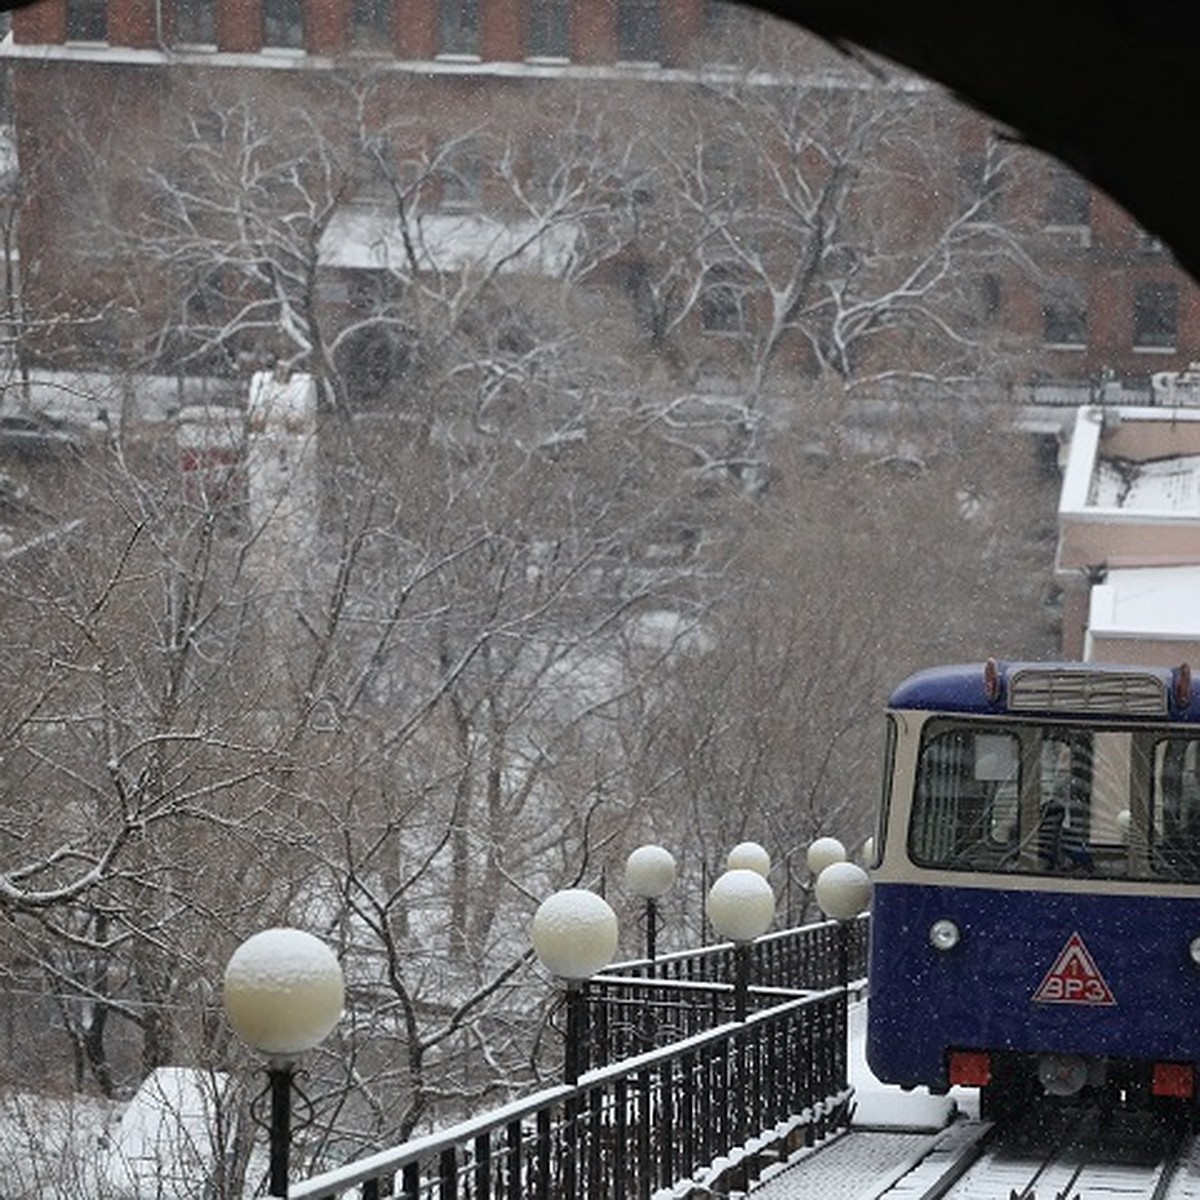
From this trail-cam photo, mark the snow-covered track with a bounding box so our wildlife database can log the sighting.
[871,1108,1192,1200]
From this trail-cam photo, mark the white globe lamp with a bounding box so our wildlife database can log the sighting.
[222,928,345,1198]
[706,868,775,1021]
[530,888,619,1083]
[815,861,871,921]
[727,841,771,877]
[806,836,846,877]
[706,869,775,943]
[624,844,676,899]
[624,845,676,960]
[223,928,344,1061]
[531,888,618,981]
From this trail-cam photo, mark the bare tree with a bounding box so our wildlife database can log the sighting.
[0,20,1065,1188]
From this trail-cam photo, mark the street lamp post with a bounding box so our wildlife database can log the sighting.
[530,888,619,1084]
[222,928,345,1198]
[705,868,775,1021]
[815,859,872,996]
[623,844,676,961]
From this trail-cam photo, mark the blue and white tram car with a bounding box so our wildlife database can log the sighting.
[867,659,1200,1120]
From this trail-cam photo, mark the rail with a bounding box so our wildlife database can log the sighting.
[293,987,854,1199]
[582,916,868,1068]
[606,914,868,991]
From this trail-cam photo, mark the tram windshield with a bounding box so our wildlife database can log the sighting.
[907,718,1200,881]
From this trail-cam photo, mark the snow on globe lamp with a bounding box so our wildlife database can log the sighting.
[223,928,345,1198]
[624,844,677,960]
[531,889,619,1083]
[815,861,871,923]
[727,840,771,877]
[706,868,775,1020]
[806,836,846,878]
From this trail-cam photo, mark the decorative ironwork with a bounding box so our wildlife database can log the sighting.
[291,917,865,1200]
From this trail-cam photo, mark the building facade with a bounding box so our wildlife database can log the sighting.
[1,0,1197,406]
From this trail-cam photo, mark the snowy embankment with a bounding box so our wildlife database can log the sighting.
[0,997,975,1199]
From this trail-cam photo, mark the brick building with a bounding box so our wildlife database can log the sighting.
[0,0,1197,405]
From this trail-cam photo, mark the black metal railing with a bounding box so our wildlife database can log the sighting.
[292,987,853,1200]
[605,914,869,991]
[555,915,869,1071]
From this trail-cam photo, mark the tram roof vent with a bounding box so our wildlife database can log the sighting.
[1007,667,1168,716]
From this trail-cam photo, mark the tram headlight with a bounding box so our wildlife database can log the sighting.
[929,919,961,952]
[1189,935,1200,967]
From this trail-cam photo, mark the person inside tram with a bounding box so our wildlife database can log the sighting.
[1037,780,1094,872]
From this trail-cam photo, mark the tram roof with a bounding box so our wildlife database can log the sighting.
[888,660,1200,722]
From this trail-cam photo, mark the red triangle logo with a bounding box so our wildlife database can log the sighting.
[1032,932,1116,1006]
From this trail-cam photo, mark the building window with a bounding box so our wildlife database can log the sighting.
[65,0,106,41]
[617,0,662,62]
[700,266,745,334]
[979,273,1003,323]
[263,0,303,47]
[527,0,569,57]
[173,0,215,44]
[703,139,751,210]
[705,0,738,38]
[1042,280,1087,347]
[350,0,391,51]
[528,132,567,201]
[440,0,480,55]
[957,152,1001,219]
[1137,228,1167,254]
[1044,164,1091,237]
[1133,281,1178,351]
[441,140,484,209]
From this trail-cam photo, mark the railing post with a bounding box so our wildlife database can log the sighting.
[566,982,587,1084]
[734,943,750,1022]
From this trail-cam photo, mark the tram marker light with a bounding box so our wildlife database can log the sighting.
[948,1050,990,1087]
[1175,662,1192,709]
[983,658,1001,703]
[1153,1062,1194,1099]
[929,919,961,952]
[1189,935,1200,966]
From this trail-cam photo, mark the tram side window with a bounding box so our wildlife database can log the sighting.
[869,716,896,868]
[910,726,1020,869]
[1153,738,1200,880]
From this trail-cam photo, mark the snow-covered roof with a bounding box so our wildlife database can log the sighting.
[1059,404,1200,524]
[318,207,579,277]
[248,369,317,427]
[1087,564,1200,643]
[1090,453,1200,513]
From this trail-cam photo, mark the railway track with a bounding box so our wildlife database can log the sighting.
[872,1106,1199,1200]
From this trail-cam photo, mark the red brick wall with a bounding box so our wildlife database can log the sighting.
[107,0,157,47]
[572,0,613,63]
[306,0,348,55]
[216,0,261,51]
[4,0,1199,389]
[395,0,437,58]
[661,0,701,67]
[12,0,65,44]
[482,0,521,60]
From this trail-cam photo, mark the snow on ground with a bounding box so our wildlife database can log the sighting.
[745,999,977,1198]
[0,995,966,1198]
[0,1088,117,1198]
[848,997,977,1129]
